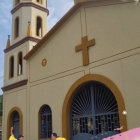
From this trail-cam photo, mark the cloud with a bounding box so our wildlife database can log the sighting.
[48,0,74,30]
[0,0,12,30]
[0,0,11,95]
[48,6,59,30]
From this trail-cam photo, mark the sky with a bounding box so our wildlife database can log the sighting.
[0,0,74,95]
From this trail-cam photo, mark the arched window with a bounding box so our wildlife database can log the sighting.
[36,0,42,4]
[36,16,43,37]
[15,0,20,6]
[15,17,19,38]
[17,52,23,76]
[12,111,20,139]
[39,105,52,139]
[9,56,14,78]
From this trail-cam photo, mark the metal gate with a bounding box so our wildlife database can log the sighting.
[71,82,120,140]
[12,111,20,139]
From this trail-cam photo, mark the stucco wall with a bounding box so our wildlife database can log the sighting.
[12,4,48,44]
[3,1,140,140]
[4,42,28,87]
[28,1,140,137]
[2,87,27,140]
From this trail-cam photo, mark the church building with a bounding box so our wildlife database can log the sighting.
[1,0,140,140]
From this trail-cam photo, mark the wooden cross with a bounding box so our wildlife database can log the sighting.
[75,36,95,66]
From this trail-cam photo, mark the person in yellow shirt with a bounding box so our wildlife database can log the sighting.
[9,127,24,140]
[56,137,66,140]
[51,133,66,140]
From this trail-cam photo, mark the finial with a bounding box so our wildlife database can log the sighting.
[6,35,10,49]
[27,21,32,37]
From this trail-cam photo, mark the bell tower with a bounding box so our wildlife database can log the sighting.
[3,0,49,87]
[11,0,48,45]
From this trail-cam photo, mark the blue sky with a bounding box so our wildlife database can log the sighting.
[0,0,74,95]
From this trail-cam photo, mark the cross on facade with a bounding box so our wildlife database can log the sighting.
[75,36,95,66]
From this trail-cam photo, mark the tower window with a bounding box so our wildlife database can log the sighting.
[36,0,42,4]
[15,17,19,38]
[17,52,23,76]
[15,0,20,6]
[36,16,43,37]
[9,56,14,78]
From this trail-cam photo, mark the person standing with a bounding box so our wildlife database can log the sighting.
[9,127,24,140]
[51,133,66,140]
[51,133,58,140]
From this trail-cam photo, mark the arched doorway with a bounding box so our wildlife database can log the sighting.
[12,111,20,138]
[38,105,52,139]
[62,74,127,140]
[71,82,120,140]
[7,107,23,140]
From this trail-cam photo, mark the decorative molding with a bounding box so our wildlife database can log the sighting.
[24,0,134,60]
[62,74,127,140]
[4,37,40,53]
[42,58,47,67]
[11,2,49,15]
[75,36,95,66]
[1,79,28,92]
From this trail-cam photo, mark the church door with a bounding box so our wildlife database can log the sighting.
[70,82,120,140]
[12,111,20,139]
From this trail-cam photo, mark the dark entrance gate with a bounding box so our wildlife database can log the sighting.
[12,111,20,139]
[71,82,120,140]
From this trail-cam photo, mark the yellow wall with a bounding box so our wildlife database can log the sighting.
[2,87,27,140]
[28,1,140,136]
[4,42,28,86]
[3,2,140,140]
[29,71,84,139]
[4,0,48,86]
[13,0,47,9]
[29,10,82,82]
[11,6,48,45]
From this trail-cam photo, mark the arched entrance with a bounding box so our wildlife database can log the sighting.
[12,111,20,138]
[62,74,127,140]
[7,107,23,140]
[71,82,120,140]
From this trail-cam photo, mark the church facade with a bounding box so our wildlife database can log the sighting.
[2,0,140,140]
